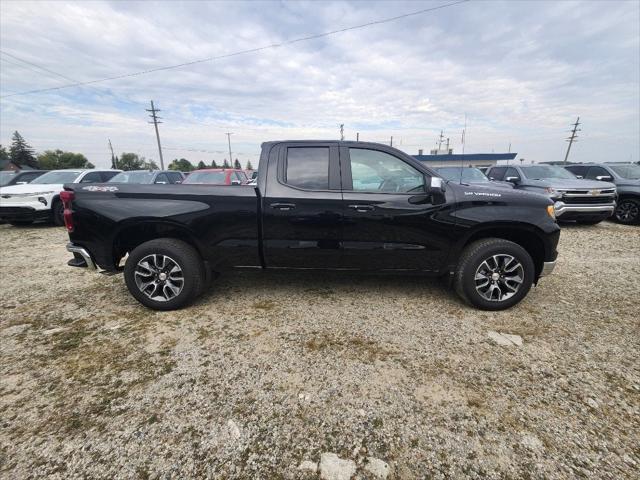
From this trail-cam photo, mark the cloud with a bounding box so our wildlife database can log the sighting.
[1,0,638,167]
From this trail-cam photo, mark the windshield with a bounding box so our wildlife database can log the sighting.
[608,164,640,179]
[183,171,227,184]
[109,171,156,183]
[520,166,576,180]
[436,167,489,183]
[30,170,82,184]
[0,171,16,186]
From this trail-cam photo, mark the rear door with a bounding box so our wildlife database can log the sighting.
[261,143,343,268]
[339,145,451,272]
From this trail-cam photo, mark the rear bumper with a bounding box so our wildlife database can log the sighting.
[553,201,615,219]
[540,260,556,277]
[0,206,51,222]
[66,243,96,269]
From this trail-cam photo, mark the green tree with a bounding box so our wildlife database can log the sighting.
[197,160,206,170]
[233,158,242,170]
[245,160,254,170]
[37,150,94,170]
[0,144,9,164]
[9,131,38,168]
[222,159,230,169]
[168,158,195,172]
[116,152,157,171]
[211,159,218,168]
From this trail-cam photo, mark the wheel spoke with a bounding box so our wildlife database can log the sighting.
[134,254,185,302]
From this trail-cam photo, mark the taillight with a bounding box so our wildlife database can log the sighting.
[60,190,75,232]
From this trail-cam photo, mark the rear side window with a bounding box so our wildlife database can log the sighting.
[488,167,506,180]
[285,147,329,190]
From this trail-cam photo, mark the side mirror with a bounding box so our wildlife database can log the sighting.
[505,176,520,184]
[595,175,612,181]
[231,179,241,185]
[427,176,446,194]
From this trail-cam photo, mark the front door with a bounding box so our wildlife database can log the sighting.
[340,146,451,272]
[261,143,343,269]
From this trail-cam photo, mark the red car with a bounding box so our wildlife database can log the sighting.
[182,169,248,185]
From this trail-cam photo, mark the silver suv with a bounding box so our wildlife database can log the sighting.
[486,164,616,224]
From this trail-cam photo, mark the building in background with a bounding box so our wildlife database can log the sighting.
[412,150,517,168]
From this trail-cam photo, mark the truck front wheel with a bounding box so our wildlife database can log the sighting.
[454,238,535,311]
[124,238,204,310]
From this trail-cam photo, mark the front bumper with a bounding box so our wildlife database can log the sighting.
[553,201,615,219]
[66,243,96,270]
[0,206,51,222]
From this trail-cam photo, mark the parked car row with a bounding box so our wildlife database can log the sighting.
[437,163,638,225]
[0,168,256,225]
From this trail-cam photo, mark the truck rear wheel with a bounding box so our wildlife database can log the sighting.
[124,238,204,310]
[52,199,64,226]
[454,238,534,311]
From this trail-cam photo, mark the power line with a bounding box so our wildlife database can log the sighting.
[1,50,81,85]
[0,0,470,99]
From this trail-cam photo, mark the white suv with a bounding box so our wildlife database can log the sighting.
[0,169,120,226]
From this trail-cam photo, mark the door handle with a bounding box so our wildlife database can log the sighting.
[270,202,296,211]
[348,204,374,212]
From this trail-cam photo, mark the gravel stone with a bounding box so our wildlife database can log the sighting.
[319,453,356,480]
[364,456,390,478]
[1,222,639,479]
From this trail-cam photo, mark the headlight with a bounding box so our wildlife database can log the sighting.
[544,187,564,199]
[546,205,556,220]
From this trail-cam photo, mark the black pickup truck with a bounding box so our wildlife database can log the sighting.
[63,141,560,311]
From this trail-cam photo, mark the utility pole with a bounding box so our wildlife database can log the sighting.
[437,130,445,150]
[226,133,233,166]
[356,132,359,142]
[340,124,344,141]
[563,116,581,164]
[108,139,116,169]
[390,136,393,147]
[147,100,165,169]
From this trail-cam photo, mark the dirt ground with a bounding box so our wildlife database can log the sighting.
[0,222,638,479]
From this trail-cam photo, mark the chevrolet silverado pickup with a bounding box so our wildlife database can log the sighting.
[63,141,560,311]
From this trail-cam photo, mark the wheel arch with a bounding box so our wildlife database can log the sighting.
[458,224,548,281]
[112,220,204,268]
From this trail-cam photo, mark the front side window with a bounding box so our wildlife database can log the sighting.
[585,166,610,180]
[285,147,329,190]
[349,148,424,193]
[154,173,169,184]
[488,167,506,180]
[80,172,103,183]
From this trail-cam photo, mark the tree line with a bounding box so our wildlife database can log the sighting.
[1,131,255,172]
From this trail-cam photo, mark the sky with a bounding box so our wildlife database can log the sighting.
[0,0,639,169]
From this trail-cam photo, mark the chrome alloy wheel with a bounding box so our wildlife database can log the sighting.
[474,254,524,302]
[615,200,639,223]
[134,254,184,302]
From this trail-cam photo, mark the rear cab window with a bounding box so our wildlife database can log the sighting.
[284,147,330,190]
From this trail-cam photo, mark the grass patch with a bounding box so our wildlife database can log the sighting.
[305,333,394,362]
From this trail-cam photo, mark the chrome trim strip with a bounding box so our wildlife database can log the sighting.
[540,261,556,277]
[553,201,615,216]
[66,243,96,270]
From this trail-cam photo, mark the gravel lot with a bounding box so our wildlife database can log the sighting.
[1,222,639,479]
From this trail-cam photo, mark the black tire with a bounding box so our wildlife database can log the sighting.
[52,199,64,226]
[124,238,204,310]
[9,220,34,227]
[454,238,535,311]
[614,198,640,225]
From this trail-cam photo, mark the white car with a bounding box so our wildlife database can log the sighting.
[0,169,121,226]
